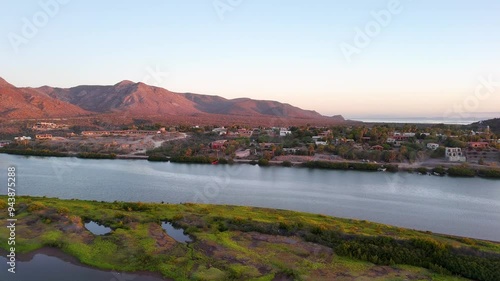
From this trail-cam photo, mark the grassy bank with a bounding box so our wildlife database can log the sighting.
[0,148,69,157]
[303,160,400,172]
[0,196,499,281]
[0,148,116,160]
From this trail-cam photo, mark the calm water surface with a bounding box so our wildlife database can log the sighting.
[84,221,112,235]
[161,222,192,243]
[1,154,499,241]
[0,249,167,281]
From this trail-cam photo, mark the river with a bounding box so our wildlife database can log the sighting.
[1,154,499,241]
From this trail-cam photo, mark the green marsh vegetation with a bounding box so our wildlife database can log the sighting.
[0,196,499,281]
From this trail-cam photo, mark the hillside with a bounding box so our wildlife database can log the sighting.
[0,78,90,119]
[0,77,345,124]
[181,92,327,119]
[469,118,500,135]
[38,81,200,116]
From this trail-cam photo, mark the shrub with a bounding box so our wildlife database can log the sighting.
[0,148,68,157]
[169,156,212,164]
[77,152,116,159]
[147,155,168,162]
[477,168,500,178]
[385,164,399,172]
[416,167,429,174]
[304,161,382,171]
[28,202,46,212]
[57,207,70,215]
[447,165,476,177]
[432,166,446,175]
[217,158,229,164]
[282,160,292,167]
[258,158,269,166]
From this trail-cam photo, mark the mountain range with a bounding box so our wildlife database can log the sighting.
[0,77,344,124]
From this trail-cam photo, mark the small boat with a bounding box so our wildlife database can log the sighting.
[377,167,387,172]
[211,160,219,165]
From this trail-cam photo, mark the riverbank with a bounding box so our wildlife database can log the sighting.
[1,148,499,178]
[1,196,499,281]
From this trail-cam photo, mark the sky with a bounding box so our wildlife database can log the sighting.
[1,0,500,119]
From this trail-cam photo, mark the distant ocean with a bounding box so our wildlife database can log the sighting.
[349,117,493,125]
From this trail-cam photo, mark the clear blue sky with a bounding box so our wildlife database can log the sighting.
[1,0,500,118]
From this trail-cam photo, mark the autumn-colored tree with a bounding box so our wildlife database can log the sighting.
[308,144,315,156]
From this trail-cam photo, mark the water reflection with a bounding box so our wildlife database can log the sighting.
[84,221,112,235]
[161,222,192,243]
[0,248,168,281]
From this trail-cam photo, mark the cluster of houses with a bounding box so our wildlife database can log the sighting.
[212,127,296,138]
[81,128,167,137]
[0,140,12,147]
[11,134,54,142]
[31,122,70,131]
[14,136,32,141]
[386,132,428,147]
[445,142,496,162]
[35,134,53,140]
[4,121,499,164]
[207,139,253,158]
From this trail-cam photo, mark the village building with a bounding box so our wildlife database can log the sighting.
[468,142,489,149]
[210,140,227,150]
[212,127,227,135]
[32,122,58,130]
[445,147,466,162]
[426,143,440,150]
[35,134,53,140]
[14,136,32,141]
[0,140,11,147]
[279,130,292,137]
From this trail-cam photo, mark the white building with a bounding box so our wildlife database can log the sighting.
[386,137,402,147]
[445,147,466,162]
[212,127,227,135]
[14,136,32,141]
[0,140,11,147]
[426,143,439,150]
[279,130,292,137]
[403,132,416,137]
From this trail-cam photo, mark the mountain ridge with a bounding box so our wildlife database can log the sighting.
[0,77,345,123]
